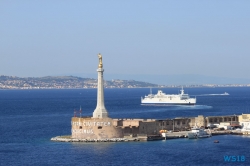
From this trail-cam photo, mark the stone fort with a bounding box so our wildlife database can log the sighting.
[71,54,240,140]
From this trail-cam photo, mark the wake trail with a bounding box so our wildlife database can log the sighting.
[193,93,229,96]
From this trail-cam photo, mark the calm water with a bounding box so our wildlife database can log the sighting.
[1,87,250,165]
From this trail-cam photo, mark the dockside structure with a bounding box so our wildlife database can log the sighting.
[70,54,248,140]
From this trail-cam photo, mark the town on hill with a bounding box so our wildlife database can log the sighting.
[0,75,249,89]
[0,75,161,89]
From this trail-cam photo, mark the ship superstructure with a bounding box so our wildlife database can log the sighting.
[141,87,196,105]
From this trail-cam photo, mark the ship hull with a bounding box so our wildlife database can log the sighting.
[141,99,196,105]
[141,103,195,105]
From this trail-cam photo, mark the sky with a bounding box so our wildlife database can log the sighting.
[1,1,250,85]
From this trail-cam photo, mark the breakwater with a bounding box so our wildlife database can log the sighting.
[51,130,246,143]
[51,136,130,142]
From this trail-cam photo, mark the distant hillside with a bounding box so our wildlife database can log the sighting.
[0,75,161,89]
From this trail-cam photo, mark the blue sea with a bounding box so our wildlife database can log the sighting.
[1,87,250,166]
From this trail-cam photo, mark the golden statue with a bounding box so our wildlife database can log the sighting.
[98,53,103,68]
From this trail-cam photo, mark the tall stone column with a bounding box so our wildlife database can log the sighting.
[93,53,109,118]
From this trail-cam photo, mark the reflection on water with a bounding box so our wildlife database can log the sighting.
[72,142,115,153]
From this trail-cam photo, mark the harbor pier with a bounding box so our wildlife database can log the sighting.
[51,114,248,142]
[51,54,250,142]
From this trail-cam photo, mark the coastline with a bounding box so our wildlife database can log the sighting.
[51,136,128,142]
[51,130,246,143]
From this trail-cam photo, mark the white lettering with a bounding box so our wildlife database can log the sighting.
[72,129,94,134]
[86,129,93,134]
[87,122,91,126]
[73,121,112,127]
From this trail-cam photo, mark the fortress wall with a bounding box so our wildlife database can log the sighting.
[121,119,141,127]
[123,126,139,137]
[173,118,191,130]
[194,115,206,127]
[71,115,243,139]
[205,115,239,125]
[71,117,123,139]
[238,114,250,122]
[138,121,159,135]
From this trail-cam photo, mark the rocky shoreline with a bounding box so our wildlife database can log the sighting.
[51,131,247,143]
[51,136,129,142]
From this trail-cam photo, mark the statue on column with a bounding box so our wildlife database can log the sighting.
[98,53,103,68]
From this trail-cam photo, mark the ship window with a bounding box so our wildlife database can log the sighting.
[98,126,102,129]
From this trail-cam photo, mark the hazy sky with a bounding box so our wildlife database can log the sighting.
[1,1,250,83]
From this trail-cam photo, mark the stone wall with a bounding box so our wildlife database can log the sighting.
[113,119,144,127]
[71,117,123,139]
[195,115,206,127]
[173,118,190,131]
[238,114,250,122]
[189,117,196,127]
[138,119,191,135]
[123,126,139,137]
[205,115,238,125]
[71,115,243,139]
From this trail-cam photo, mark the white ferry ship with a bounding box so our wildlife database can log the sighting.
[141,87,196,105]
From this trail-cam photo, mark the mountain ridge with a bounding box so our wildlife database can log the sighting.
[0,75,160,89]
